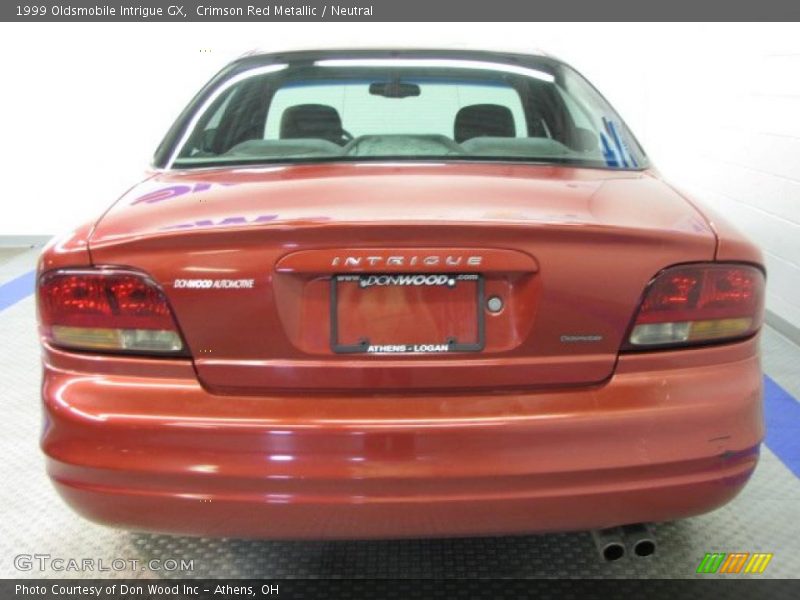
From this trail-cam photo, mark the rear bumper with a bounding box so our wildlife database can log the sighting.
[42,339,763,539]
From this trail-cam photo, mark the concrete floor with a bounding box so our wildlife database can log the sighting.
[1,247,798,579]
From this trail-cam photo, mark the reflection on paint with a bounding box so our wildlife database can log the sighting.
[131,182,238,206]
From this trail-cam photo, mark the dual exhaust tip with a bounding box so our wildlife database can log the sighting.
[591,524,656,562]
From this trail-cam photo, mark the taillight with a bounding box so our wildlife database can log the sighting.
[624,263,765,350]
[38,269,186,355]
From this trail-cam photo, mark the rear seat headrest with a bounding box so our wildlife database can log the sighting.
[454,104,515,143]
[280,104,347,145]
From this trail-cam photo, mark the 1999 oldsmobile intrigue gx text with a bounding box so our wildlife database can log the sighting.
[37,50,765,552]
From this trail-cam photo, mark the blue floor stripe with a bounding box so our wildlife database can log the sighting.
[0,270,35,312]
[0,272,798,478]
[764,376,800,479]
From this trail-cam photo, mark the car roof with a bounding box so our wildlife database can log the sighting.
[238,44,550,59]
[227,48,563,71]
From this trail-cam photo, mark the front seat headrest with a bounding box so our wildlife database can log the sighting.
[280,104,347,145]
[454,104,515,143]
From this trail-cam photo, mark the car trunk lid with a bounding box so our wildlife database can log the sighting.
[88,163,716,393]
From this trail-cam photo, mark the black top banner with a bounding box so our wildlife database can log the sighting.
[3,0,800,22]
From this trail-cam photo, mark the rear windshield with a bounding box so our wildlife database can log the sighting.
[169,58,647,170]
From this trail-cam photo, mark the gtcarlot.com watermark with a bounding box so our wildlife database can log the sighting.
[14,553,194,573]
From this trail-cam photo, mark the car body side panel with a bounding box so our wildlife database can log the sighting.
[37,222,94,272]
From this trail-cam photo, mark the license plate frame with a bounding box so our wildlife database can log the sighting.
[330,273,485,354]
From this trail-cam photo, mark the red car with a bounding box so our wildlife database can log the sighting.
[38,50,765,553]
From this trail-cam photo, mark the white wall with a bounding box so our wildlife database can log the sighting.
[1,22,799,328]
